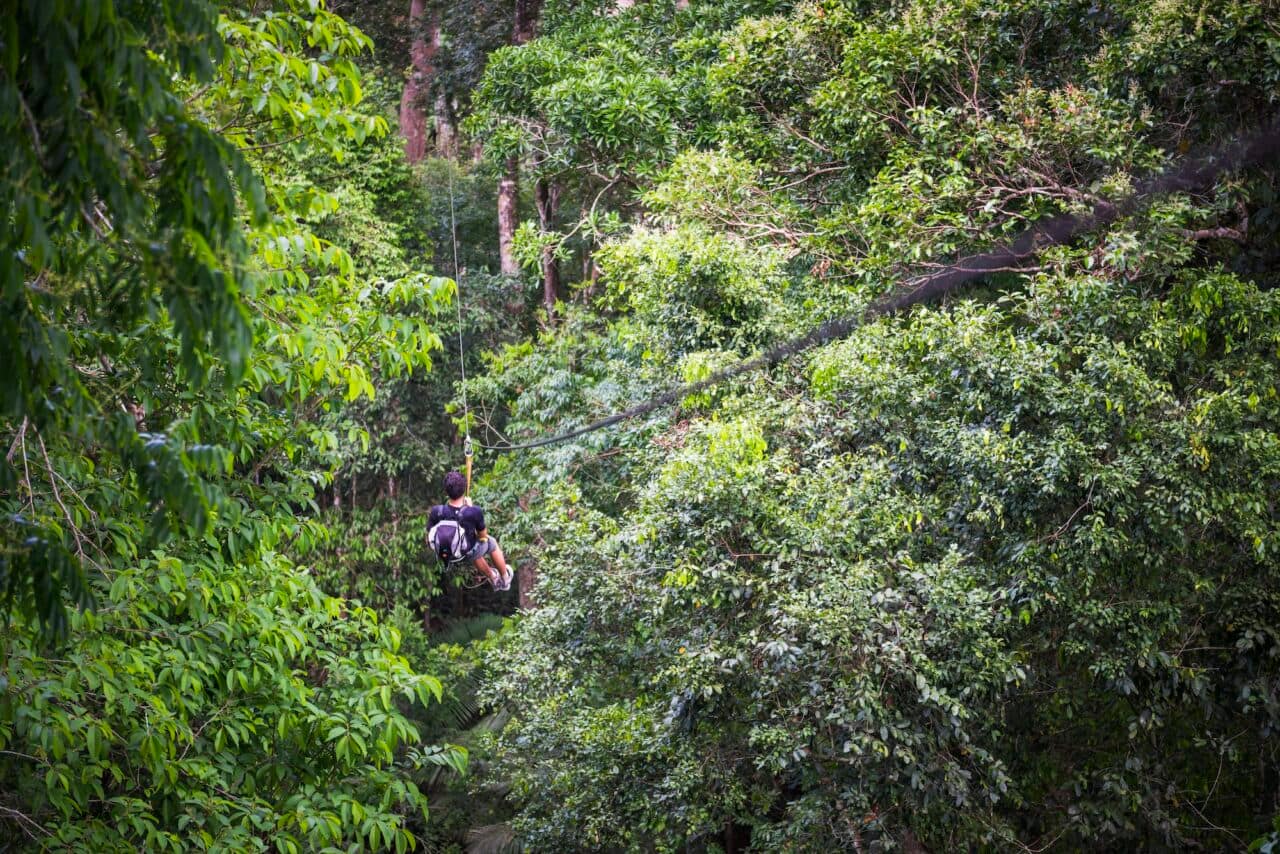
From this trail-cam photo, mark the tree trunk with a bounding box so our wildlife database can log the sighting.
[517,559,539,610]
[514,0,542,43]
[901,830,930,854]
[433,92,455,157]
[535,173,561,314]
[498,157,520,277]
[540,240,560,313]
[494,0,541,287]
[584,255,602,301]
[516,492,542,608]
[398,0,438,164]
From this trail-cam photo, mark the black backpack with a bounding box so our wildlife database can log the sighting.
[428,505,473,564]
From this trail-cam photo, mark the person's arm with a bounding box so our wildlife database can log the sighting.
[467,506,488,540]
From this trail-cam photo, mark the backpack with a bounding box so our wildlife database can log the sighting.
[428,505,473,564]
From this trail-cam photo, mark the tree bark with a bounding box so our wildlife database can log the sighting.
[535,173,561,314]
[433,86,455,157]
[496,0,543,282]
[517,558,539,610]
[901,830,930,854]
[498,157,520,277]
[516,492,542,609]
[398,0,437,164]
[540,239,560,312]
[514,0,542,43]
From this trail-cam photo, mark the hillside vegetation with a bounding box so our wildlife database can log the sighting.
[2,0,1279,851]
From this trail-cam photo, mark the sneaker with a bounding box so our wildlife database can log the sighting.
[500,566,514,591]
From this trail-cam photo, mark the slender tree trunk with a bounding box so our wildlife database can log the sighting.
[522,0,558,315]
[517,493,543,610]
[498,157,519,277]
[432,28,455,157]
[522,0,556,312]
[582,255,602,301]
[901,830,929,854]
[535,173,561,314]
[514,0,542,43]
[495,0,543,285]
[541,244,560,312]
[517,558,539,610]
[398,0,439,164]
[540,240,560,312]
[434,94,456,157]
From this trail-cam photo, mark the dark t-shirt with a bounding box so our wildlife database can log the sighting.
[428,502,486,541]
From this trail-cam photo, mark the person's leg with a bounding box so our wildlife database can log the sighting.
[472,555,502,587]
[471,538,512,589]
[488,544,512,584]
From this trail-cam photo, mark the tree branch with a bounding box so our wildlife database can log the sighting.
[1179,225,1246,243]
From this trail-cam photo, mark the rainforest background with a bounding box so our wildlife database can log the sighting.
[2,0,1279,851]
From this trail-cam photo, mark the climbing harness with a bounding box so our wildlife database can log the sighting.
[471,117,1280,454]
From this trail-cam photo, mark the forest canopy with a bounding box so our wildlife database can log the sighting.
[3,0,1279,851]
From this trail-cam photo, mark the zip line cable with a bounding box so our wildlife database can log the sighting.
[448,167,467,421]
[446,166,476,490]
[467,119,1280,454]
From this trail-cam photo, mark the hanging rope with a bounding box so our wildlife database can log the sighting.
[471,118,1280,455]
[447,164,476,494]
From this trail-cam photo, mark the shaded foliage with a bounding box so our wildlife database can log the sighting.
[463,0,1280,850]
[0,1,466,849]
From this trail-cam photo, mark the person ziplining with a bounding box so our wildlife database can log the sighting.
[425,118,1277,595]
[427,469,516,591]
[432,170,515,591]
[426,120,1277,595]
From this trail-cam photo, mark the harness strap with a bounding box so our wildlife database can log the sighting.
[464,436,474,497]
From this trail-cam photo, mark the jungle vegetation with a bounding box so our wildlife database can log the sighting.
[2,0,1279,851]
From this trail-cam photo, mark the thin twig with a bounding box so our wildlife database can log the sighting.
[1179,226,1246,243]
[0,804,49,840]
[35,428,86,561]
[5,416,28,464]
[1037,479,1096,544]
[18,419,34,511]
[15,89,43,163]
[238,129,318,152]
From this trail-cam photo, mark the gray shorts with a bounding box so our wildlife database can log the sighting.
[465,536,499,561]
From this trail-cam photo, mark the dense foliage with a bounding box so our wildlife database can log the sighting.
[4,0,1280,850]
[462,0,1280,850]
[1,1,464,848]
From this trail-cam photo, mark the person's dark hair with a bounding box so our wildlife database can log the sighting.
[443,471,466,500]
